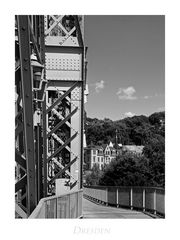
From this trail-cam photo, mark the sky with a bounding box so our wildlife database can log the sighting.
[84,15,165,120]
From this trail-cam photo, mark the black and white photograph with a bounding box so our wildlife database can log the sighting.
[1,1,179,239]
[15,14,165,219]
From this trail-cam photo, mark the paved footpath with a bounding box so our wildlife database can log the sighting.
[82,197,153,219]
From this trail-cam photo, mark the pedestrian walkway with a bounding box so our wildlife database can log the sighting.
[82,197,153,219]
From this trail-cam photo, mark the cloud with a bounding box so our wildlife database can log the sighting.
[143,93,164,99]
[124,112,135,118]
[95,80,105,93]
[117,86,137,100]
[144,95,150,99]
[157,106,165,112]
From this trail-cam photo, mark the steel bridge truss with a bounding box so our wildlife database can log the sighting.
[15,15,86,218]
[43,15,85,197]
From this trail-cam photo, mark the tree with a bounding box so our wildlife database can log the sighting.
[86,111,165,146]
[99,153,152,186]
[85,111,165,187]
[84,164,102,186]
[143,135,165,187]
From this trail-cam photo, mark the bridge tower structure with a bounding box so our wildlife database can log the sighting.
[15,15,87,218]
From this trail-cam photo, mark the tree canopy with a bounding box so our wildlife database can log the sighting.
[84,111,165,187]
[85,111,165,146]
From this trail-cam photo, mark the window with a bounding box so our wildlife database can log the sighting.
[98,157,100,162]
[93,150,96,155]
[101,157,103,162]
[93,156,96,162]
[97,149,103,155]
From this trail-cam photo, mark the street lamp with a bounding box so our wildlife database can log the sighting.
[31,54,47,102]
[31,54,44,89]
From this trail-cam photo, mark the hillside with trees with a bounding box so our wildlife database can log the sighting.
[84,111,165,187]
[85,111,165,146]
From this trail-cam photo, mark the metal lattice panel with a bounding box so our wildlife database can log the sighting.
[71,86,82,101]
[44,15,83,47]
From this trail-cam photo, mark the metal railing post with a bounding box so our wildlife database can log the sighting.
[56,198,58,218]
[143,188,145,212]
[130,188,133,210]
[106,188,108,206]
[69,195,71,218]
[154,189,157,215]
[116,187,119,208]
[77,192,79,218]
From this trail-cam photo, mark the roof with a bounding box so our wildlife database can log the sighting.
[109,141,114,147]
[109,146,116,151]
[122,145,144,154]
[88,146,104,150]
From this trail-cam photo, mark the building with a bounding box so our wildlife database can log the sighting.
[84,142,117,170]
[122,145,144,156]
[84,142,144,171]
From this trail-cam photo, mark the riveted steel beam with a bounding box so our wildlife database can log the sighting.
[28,16,42,64]
[42,95,48,197]
[46,81,79,114]
[46,107,78,138]
[70,180,77,189]
[15,149,26,171]
[15,174,27,192]
[48,157,77,185]
[45,15,63,36]
[39,15,45,64]
[74,15,83,48]
[47,132,78,162]
[17,15,37,214]
[15,123,23,137]
[15,203,27,219]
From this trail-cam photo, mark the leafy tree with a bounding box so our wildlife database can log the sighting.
[85,111,165,187]
[99,153,151,186]
[85,111,165,146]
[84,164,102,185]
[98,150,164,187]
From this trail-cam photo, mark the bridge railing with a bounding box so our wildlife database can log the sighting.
[29,190,83,218]
[83,186,165,217]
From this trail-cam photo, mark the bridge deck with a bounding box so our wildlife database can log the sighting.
[82,197,153,219]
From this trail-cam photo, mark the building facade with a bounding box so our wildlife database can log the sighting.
[84,142,144,170]
[84,143,117,170]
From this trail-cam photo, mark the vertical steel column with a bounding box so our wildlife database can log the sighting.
[17,15,37,214]
[42,93,48,197]
[39,15,45,64]
[80,46,85,189]
[35,124,43,202]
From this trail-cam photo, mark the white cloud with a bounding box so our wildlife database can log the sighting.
[95,80,105,93]
[124,112,135,118]
[143,93,164,99]
[157,106,165,112]
[144,95,150,99]
[117,86,137,100]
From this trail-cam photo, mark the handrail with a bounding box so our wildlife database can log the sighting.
[83,186,165,217]
[84,185,164,190]
[29,190,83,218]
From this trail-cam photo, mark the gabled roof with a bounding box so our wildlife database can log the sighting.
[109,141,114,147]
